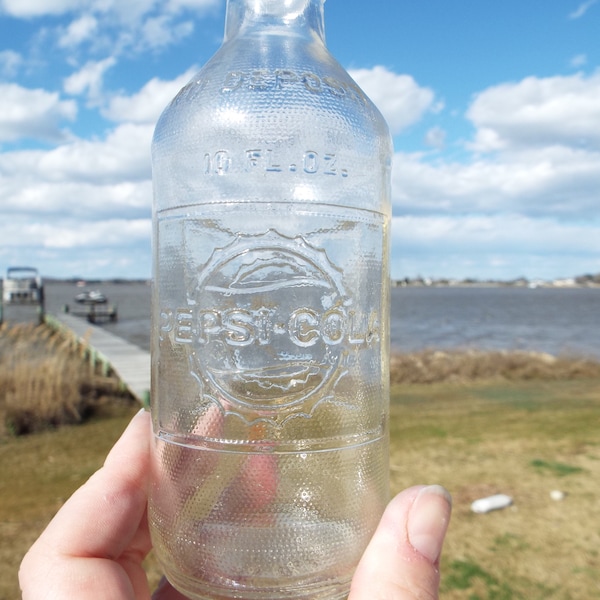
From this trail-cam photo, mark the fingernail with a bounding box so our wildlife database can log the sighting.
[132,406,150,421]
[407,485,452,563]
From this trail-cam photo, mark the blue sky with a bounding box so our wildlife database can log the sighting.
[1,0,599,281]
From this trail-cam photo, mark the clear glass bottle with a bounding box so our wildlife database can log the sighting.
[150,1,392,598]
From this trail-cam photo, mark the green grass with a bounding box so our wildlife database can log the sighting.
[442,559,518,599]
[529,459,585,477]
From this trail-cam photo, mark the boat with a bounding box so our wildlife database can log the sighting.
[2,267,44,305]
[74,290,108,304]
[65,289,117,323]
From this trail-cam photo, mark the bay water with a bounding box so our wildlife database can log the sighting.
[43,281,600,359]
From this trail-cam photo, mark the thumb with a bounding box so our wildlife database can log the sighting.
[349,485,452,600]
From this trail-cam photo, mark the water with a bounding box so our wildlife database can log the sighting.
[43,280,152,351]
[43,281,600,359]
[148,435,387,600]
[391,286,600,358]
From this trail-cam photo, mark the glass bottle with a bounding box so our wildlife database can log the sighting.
[149,1,392,598]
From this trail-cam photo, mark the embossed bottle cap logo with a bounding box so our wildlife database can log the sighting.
[191,230,347,412]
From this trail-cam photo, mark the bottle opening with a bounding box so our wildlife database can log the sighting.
[225,0,326,42]
[250,0,313,18]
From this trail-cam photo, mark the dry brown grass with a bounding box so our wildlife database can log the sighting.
[0,322,135,437]
[391,348,600,384]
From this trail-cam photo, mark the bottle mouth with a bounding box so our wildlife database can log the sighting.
[248,0,315,19]
[224,0,326,43]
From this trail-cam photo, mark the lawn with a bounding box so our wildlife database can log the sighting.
[1,376,599,599]
[390,379,600,599]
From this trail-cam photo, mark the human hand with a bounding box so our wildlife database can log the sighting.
[19,409,451,600]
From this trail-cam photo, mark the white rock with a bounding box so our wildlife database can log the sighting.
[471,494,513,514]
[550,490,566,501]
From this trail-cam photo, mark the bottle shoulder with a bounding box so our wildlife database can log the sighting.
[154,38,389,147]
[152,37,392,216]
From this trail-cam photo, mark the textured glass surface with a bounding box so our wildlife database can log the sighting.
[150,0,392,597]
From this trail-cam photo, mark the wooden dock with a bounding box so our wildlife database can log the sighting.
[48,312,150,404]
[63,302,118,324]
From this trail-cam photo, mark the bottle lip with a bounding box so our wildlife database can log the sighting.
[224,0,326,43]
[248,0,318,18]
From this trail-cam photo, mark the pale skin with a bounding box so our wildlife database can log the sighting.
[19,409,452,600]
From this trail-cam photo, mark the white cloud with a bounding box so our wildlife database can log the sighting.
[42,123,153,182]
[139,15,195,50]
[569,0,598,19]
[390,213,600,279]
[0,117,153,277]
[392,145,600,218]
[0,83,77,143]
[424,126,446,150]
[58,14,99,47]
[0,0,219,19]
[467,72,600,152]
[570,53,587,68]
[0,0,82,17]
[0,212,152,277]
[40,218,151,249]
[0,215,151,248]
[1,0,219,61]
[167,0,220,11]
[349,66,437,135]
[0,178,152,219]
[63,56,116,103]
[0,49,23,77]
[393,214,600,254]
[0,123,153,186]
[103,68,197,124]
[388,68,600,279]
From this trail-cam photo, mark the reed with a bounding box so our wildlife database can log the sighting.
[4,320,600,437]
[390,348,600,385]
[0,322,134,437]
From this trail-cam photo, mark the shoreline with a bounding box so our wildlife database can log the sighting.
[37,276,600,289]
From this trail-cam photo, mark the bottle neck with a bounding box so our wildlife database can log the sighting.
[224,0,326,43]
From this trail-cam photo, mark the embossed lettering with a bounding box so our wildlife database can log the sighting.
[162,305,378,349]
[321,308,345,345]
[303,151,319,174]
[239,148,348,176]
[289,309,320,347]
[198,310,221,343]
[302,72,322,93]
[266,149,282,172]
[222,71,245,92]
[175,309,193,343]
[159,308,174,341]
[249,69,270,90]
[323,153,337,176]
[220,68,367,106]
[323,76,346,97]
[246,149,262,169]
[223,310,255,345]
[275,69,298,88]
[203,151,231,175]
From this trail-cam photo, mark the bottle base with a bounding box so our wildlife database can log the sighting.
[165,569,352,600]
